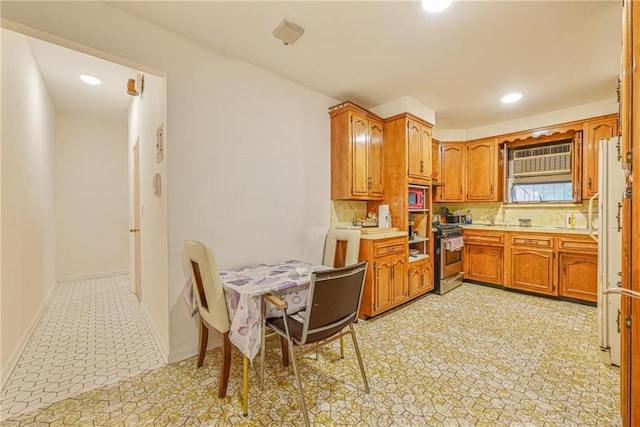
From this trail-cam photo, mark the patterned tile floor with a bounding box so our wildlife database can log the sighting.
[0,275,164,422]
[1,282,621,426]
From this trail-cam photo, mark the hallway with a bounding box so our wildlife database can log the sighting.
[0,275,164,421]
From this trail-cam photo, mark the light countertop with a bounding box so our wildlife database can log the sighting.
[462,224,595,235]
[360,231,408,240]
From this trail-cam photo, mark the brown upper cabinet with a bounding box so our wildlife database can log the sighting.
[434,142,466,202]
[582,115,618,199]
[329,101,384,200]
[407,118,433,185]
[431,138,440,182]
[434,139,500,202]
[466,138,499,201]
[383,113,433,186]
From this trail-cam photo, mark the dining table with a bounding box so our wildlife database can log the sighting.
[219,259,326,416]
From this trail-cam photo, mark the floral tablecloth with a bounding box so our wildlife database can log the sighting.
[220,260,325,362]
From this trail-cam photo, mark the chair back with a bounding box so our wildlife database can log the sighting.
[184,240,230,333]
[299,261,367,345]
[322,229,361,268]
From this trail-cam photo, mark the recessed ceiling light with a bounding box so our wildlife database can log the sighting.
[421,0,454,13]
[501,92,523,103]
[79,74,101,86]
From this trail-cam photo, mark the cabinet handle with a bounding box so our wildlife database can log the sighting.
[391,265,395,279]
[460,186,463,196]
[588,177,592,190]
[490,184,494,195]
[617,309,621,333]
[616,202,622,232]
[420,160,424,173]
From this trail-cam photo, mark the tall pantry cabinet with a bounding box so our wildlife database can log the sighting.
[378,113,434,297]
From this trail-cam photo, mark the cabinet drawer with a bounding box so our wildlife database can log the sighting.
[510,234,554,248]
[374,243,405,257]
[464,231,505,245]
[558,236,597,253]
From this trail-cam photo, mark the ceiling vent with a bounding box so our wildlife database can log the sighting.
[273,20,304,45]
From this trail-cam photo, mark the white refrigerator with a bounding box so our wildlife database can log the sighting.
[596,136,625,366]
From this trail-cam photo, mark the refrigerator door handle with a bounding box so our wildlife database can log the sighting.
[603,287,640,299]
[588,192,598,242]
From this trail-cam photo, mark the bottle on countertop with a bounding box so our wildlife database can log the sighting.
[465,209,472,224]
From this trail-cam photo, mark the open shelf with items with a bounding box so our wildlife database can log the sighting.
[408,185,432,263]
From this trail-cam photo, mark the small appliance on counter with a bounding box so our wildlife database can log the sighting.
[378,204,391,228]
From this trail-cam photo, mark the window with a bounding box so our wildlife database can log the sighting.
[506,138,577,203]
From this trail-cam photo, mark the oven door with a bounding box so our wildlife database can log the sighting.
[441,239,463,279]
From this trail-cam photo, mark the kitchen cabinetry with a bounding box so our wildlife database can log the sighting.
[408,258,433,297]
[557,235,598,303]
[582,115,618,199]
[466,138,499,201]
[506,234,557,296]
[358,236,407,318]
[329,101,384,200]
[434,143,465,202]
[407,118,432,185]
[378,113,433,261]
[463,230,504,285]
[431,138,440,182]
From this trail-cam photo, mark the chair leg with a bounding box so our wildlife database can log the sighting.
[218,331,232,398]
[349,324,369,393]
[287,340,310,427]
[280,336,290,367]
[197,317,208,368]
[340,335,345,359]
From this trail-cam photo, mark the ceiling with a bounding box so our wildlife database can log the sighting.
[15,1,622,129]
[26,37,139,124]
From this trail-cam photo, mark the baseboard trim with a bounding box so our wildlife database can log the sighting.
[57,270,130,283]
[1,281,56,389]
[139,303,169,364]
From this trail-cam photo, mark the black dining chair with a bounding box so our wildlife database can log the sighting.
[263,261,369,426]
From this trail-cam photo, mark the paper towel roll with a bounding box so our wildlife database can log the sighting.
[378,205,390,228]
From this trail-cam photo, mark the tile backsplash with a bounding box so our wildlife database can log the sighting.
[434,201,597,228]
[331,200,368,227]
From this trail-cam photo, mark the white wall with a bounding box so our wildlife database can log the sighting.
[54,114,129,281]
[1,29,57,385]
[435,98,618,141]
[1,2,336,362]
[128,74,170,359]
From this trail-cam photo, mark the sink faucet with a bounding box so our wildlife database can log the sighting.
[486,215,495,225]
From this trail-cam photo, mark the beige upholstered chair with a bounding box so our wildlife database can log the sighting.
[264,262,370,427]
[322,228,361,268]
[184,240,232,398]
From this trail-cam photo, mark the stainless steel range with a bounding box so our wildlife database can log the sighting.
[433,223,464,294]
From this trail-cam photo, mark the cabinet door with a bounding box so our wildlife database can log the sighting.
[465,245,503,285]
[432,139,440,182]
[407,120,422,180]
[409,260,433,297]
[466,139,497,201]
[559,253,598,302]
[436,143,465,202]
[508,249,557,296]
[373,257,393,313]
[421,126,432,180]
[368,120,384,197]
[391,255,407,305]
[583,117,617,199]
[351,114,370,197]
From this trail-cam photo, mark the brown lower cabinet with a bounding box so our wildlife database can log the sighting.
[358,236,407,318]
[408,258,433,297]
[507,234,557,296]
[464,230,505,285]
[464,229,597,303]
